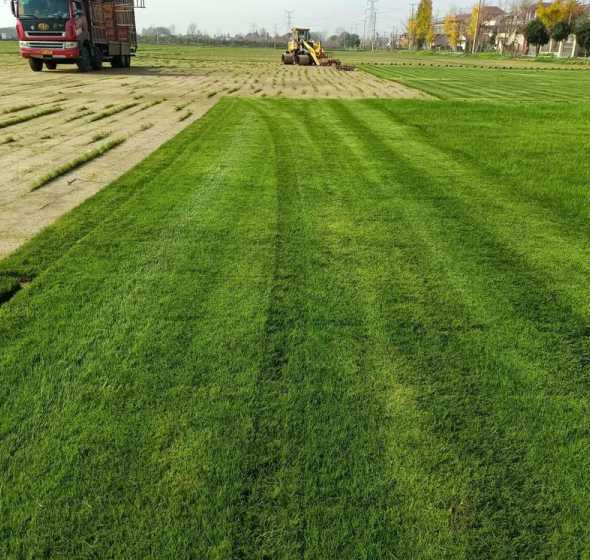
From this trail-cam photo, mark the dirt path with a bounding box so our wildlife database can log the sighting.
[0,52,423,258]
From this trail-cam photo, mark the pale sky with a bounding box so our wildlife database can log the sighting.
[1,1,466,36]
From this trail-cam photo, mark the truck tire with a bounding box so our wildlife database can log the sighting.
[111,55,122,68]
[29,58,43,72]
[122,55,131,68]
[91,49,103,71]
[45,61,57,70]
[77,46,92,73]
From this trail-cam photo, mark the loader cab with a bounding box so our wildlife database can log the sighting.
[293,28,311,44]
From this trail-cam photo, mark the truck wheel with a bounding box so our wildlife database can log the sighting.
[111,55,122,68]
[122,55,131,68]
[29,58,43,72]
[91,50,103,71]
[45,61,57,70]
[77,46,92,73]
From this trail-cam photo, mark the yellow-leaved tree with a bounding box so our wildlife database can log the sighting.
[537,0,583,53]
[407,17,419,49]
[538,0,583,29]
[537,0,568,32]
[469,5,480,42]
[416,0,434,48]
[443,13,460,50]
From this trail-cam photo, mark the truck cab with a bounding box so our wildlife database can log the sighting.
[11,0,137,72]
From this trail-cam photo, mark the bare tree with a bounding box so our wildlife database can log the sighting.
[186,23,197,37]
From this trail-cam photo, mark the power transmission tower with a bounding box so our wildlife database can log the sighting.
[286,10,294,33]
[362,10,367,49]
[367,0,378,52]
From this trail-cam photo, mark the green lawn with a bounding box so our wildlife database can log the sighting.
[1,97,590,557]
[361,63,590,100]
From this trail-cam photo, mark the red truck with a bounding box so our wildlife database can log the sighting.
[11,0,139,72]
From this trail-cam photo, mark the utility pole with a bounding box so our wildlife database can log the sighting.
[286,10,294,33]
[472,0,484,54]
[362,9,368,49]
[409,2,416,50]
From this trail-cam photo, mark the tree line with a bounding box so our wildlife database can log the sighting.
[407,0,590,55]
[525,1,590,54]
[139,26,361,50]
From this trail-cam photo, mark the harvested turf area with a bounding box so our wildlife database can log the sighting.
[1,97,590,558]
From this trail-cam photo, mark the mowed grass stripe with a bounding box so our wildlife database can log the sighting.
[236,100,414,557]
[325,99,590,556]
[361,64,590,101]
[381,101,590,243]
[373,101,590,271]
[0,98,589,557]
[360,100,590,381]
[255,99,472,555]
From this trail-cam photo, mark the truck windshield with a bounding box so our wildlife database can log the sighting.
[18,0,69,18]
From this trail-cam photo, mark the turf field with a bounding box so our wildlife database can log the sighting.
[361,63,590,100]
[1,95,590,557]
[117,42,590,68]
[0,41,414,259]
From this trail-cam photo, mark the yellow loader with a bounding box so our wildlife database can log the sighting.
[281,28,341,67]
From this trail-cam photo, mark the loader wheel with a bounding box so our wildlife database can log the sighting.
[295,54,311,66]
[45,61,57,70]
[282,53,294,65]
[77,46,92,73]
[29,58,43,72]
